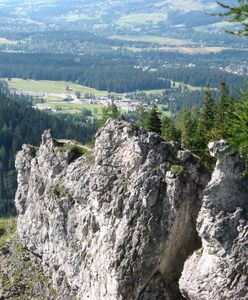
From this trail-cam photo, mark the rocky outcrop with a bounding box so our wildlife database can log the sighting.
[15,119,209,300]
[179,140,248,300]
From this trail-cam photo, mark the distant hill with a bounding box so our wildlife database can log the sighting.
[0,0,234,34]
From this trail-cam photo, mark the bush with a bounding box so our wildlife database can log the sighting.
[170,165,185,177]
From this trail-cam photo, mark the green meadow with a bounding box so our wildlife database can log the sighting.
[5,78,110,96]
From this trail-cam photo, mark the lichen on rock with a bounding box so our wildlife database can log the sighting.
[15,119,210,300]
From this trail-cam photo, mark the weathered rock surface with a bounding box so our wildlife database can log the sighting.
[179,140,248,300]
[15,119,209,300]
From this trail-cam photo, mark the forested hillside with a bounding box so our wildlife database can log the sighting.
[0,93,97,216]
[0,51,246,94]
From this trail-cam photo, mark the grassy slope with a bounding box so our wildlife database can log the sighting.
[0,218,59,299]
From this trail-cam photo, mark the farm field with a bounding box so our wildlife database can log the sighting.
[117,13,166,26]
[125,45,228,55]
[4,77,202,97]
[2,77,201,119]
[37,102,105,116]
[157,104,171,117]
[4,78,110,97]
[109,35,195,47]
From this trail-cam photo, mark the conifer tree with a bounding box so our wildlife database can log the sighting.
[215,81,230,137]
[144,104,162,135]
[161,116,181,142]
[202,85,215,132]
[217,0,248,36]
[99,104,120,127]
[178,107,213,166]
[136,105,148,128]
[177,108,197,150]
[217,0,248,167]
[227,87,248,161]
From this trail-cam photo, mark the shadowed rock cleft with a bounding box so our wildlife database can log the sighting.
[179,140,248,300]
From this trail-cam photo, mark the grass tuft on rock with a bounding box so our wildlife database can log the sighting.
[0,218,16,248]
[170,165,185,177]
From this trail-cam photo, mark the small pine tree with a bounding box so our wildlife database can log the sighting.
[75,91,81,99]
[161,115,181,142]
[136,105,148,128]
[144,104,162,135]
[98,104,120,127]
[178,108,200,151]
[178,107,215,168]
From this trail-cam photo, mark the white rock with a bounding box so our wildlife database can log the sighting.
[15,120,209,299]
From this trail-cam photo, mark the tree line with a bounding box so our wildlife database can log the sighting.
[144,82,248,169]
[104,80,248,170]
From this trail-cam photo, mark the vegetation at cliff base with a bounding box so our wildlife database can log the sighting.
[0,217,59,299]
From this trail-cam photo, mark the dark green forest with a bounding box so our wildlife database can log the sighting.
[0,50,246,94]
[0,52,171,93]
[159,67,245,89]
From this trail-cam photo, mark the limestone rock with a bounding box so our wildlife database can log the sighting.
[179,140,248,300]
[15,119,209,300]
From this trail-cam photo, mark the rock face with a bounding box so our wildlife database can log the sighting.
[179,140,248,300]
[15,119,209,300]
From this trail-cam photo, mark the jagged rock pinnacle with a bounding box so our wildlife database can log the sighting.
[15,120,210,300]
